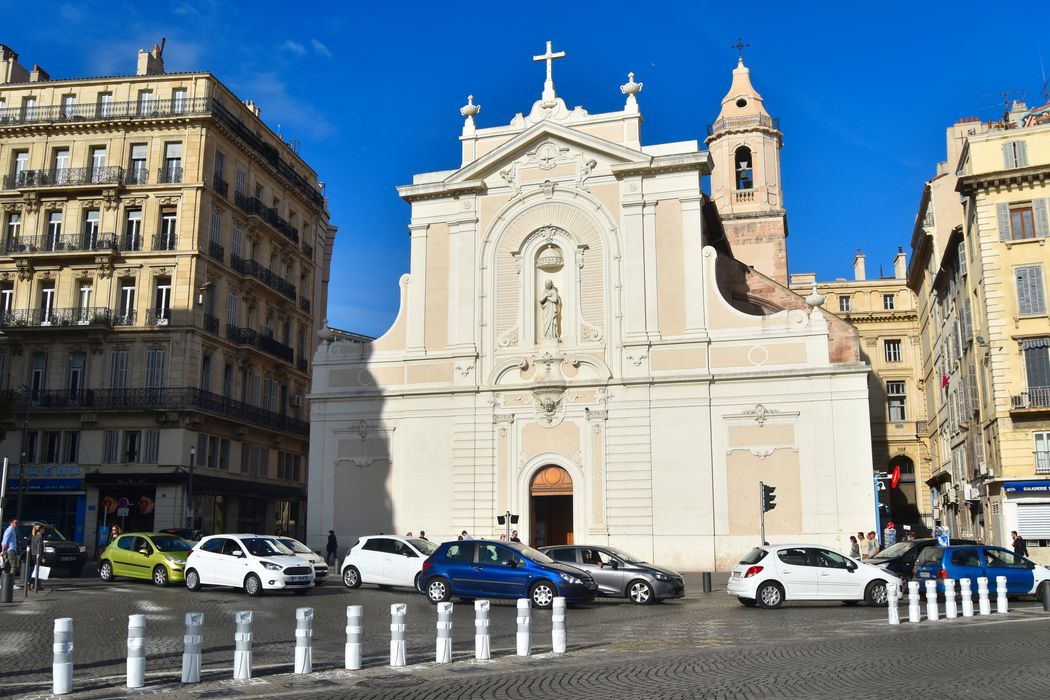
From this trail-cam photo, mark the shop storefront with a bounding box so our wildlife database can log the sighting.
[3,466,86,543]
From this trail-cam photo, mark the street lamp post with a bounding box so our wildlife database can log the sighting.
[15,385,31,521]
[186,446,196,530]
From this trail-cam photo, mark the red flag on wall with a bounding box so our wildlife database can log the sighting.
[941,374,950,389]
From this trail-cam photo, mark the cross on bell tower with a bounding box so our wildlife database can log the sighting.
[730,37,749,61]
[533,40,566,104]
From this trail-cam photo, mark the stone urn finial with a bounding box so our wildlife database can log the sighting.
[805,283,826,308]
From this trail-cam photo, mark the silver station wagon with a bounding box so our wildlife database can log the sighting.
[540,544,685,604]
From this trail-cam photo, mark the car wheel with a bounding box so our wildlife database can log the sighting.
[342,566,361,589]
[865,580,889,606]
[99,560,114,582]
[244,573,263,597]
[530,581,557,609]
[737,597,757,607]
[426,577,452,604]
[756,581,784,609]
[293,588,310,596]
[414,572,422,592]
[185,569,201,592]
[628,579,656,605]
[152,565,169,587]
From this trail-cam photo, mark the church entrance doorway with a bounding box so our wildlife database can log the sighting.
[529,465,573,548]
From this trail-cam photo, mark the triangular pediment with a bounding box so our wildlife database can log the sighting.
[446,121,648,184]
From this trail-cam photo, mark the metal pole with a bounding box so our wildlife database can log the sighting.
[505,510,512,542]
[0,457,9,527]
[186,446,196,530]
[16,386,30,521]
[873,474,880,546]
[759,481,765,545]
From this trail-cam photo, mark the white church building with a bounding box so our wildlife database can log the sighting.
[308,45,874,570]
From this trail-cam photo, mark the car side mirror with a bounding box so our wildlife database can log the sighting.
[608,560,619,569]
[1027,561,1036,569]
[846,561,857,572]
[232,550,244,558]
[138,548,150,556]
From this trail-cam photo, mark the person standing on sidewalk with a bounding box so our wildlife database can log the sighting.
[849,535,860,559]
[1012,531,1029,558]
[866,531,881,559]
[1,518,19,585]
[326,530,338,565]
[29,524,44,591]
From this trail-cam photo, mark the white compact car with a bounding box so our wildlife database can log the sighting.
[275,537,329,585]
[341,535,439,590]
[185,534,315,596]
[727,544,903,609]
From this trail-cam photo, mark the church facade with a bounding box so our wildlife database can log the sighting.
[308,46,875,570]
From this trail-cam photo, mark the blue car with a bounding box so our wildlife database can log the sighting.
[913,544,1050,596]
[420,540,598,608]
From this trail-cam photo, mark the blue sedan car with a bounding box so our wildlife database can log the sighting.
[420,540,598,608]
[913,544,1050,596]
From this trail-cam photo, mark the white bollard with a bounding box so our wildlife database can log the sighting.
[960,578,974,617]
[977,577,991,615]
[233,610,253,680]
[436,602,453,664]
[294,607,313,674]
[127,614,146,688]
[181,612,203,684]
[516,598,531,656]
[474,600,491,661]
[944,579,958,619]
[390,603,407,668]
[52,617,73,695]
[887,583,900,625]
[996,576,1009,614]
[552,597,567,652]
[345,605,363,670]
[907,581,921,623]
[925,580,939,621]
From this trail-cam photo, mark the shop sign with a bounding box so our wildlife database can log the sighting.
[1003,481,1050,493]
[6,478,84,492]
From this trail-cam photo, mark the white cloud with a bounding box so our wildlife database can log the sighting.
[311,39,332,58]
[281,39,306,56]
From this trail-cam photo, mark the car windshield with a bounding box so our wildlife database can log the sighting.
[277,538,314,554]
[602,546,644,563]
[740,547,768,565]
[17,524,67,541]
[409,538,438,555]
[150,535,193,552]
[242,538,295,557]
[506,542,555,564]
[872,541,915,560]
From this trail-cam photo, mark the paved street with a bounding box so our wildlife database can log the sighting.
[3,571,1050,698]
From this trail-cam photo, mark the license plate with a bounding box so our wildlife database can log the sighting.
[731,571,741,579]
[918,572,930,578]
[59,557,75,562]
[287,576,309,583]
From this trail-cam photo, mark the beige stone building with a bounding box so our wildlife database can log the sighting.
[0,43,334,552]
[910,100,1050,555]
[791,250,930,533]
[308,49,875,570]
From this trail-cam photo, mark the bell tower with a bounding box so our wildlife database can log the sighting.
[706,56,788,284]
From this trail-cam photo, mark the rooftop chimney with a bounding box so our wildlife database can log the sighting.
[244,100,261,118]
[0,44,30,83]
[136,38,166,76]
[893,247,907,280]
[29,63,49,82]
[853,249,866,281]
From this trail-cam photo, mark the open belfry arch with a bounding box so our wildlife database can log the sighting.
[308,42,874,569]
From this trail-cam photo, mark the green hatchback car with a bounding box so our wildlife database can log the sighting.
[98,533,194,586]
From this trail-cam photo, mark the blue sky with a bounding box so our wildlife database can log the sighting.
[6,1,1047,336]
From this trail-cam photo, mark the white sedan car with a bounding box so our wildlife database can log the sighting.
[727,544,902,608]
[186,534,316,596]
[341,535,439,590]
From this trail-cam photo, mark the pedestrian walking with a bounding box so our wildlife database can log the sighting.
[2,518,19,582]
[866,531,880,559]
[510,530,521,543]
[461,530,472,540]
[849,535,860,559]
[29,524,44,591]
[418,530,428,541]
[326,530,338,565]
[1012,531,1029,558]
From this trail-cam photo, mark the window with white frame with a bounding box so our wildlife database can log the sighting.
[838,295,851,312]
[97,92,113,118]
[171,88,187,114]
[1036,433,1050,474]
[138,90,154,116]
[5,211,21,250]
[89,146,106,182]
[887,381,907,421]
[82,209,99,248]
[884,339,902,363]
[883,293,895,310]
[124,209,142,251]
[129,143,148,184]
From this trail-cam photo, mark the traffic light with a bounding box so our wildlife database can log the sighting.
[762,483,777,513]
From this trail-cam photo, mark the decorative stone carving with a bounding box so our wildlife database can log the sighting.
[542,180,556,199]
[455,360,475,377]
[532,384,566,428]
[95,256,114,278]
[745,403,780,427]
[102,190,121,210]
[539,280,561,341]
[625,349,648,367]
[21,192,41,214]
[155,195,180,206]
[15,259,33,281]
[620,71,643,111]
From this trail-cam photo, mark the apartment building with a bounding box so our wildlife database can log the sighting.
[0,42,335,550]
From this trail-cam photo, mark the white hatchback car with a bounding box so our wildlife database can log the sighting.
[185,534,316,596]
[341,535,439,590]
[727,544,903,608]
[275,537,329,585]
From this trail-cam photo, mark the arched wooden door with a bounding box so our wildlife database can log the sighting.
[530,465,573,548]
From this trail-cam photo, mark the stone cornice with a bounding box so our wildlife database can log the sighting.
[956,162,1050,195]
[397,180,486,203]
[610,152,712,178]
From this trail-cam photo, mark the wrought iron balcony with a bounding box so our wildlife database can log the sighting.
[152,233,177,251]
[126,167,149,185]
[230,254,296,300]
[0,306,112,328]
[113,310,137,326]
[2,166,125,190]
[226,323,294,362]
[0,386,308,437]
[213,175,229,197]
[207,240,224,263]
[203,314,220,334]
[1012,387,1050,411]
[299,296,311,313]
[146,308,173,326]
[234,192,299,245]
[3,232,118,255]
[157,165,183,184]
[0,97,211,126]
[121,233,143,252]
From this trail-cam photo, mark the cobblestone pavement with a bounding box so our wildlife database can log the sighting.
[4,571,1050,698]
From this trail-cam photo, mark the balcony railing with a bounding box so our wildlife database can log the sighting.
[113,310,136,326]
[126,167,149,185]
[230,254,296,300]
[146,308,172,326]
[121,233,143,252]
[234,192,300,245]
[299,296,311,313]
[0,306,112,328]
[152,233,177,251]
[0,97,211,126]
[213,175,229,198]
[157,165,183,184]
[2,166,125,190]
[3,232,118,255]
[203,314,220,334]
[226,323,295,362]
[0,386,308,437]
[1013,387,1050,410]
[707,114,780,136]
[207,241,224,263]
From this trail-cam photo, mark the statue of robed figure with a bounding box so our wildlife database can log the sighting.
[539,280,561,342]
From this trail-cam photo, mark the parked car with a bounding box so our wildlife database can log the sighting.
[185,534,315,596]
[420,539,598,609]
[727,544,902,609]
[540,544,685,604]
[98,532,193,586]
[16,522,86,577]
[341,535,439,590]
[275,537,329,584]
[158,528,204,543]
[913,545,1050,597]
[865,537,977,582]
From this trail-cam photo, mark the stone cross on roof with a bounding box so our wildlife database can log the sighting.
[731,36,749,61]
[533,40,566,103]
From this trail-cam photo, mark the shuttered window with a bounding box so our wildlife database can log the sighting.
[958,240,967,276]
[1017,503,1050,538]
[961,297,973,343]
[1016,266,1046,316]
[1024,338,1050,392]
[107,350,129,389]
[145,349,166,388]
[103,430,118,463]
[1036,200,1050,238]
[143,430,160,464]
[1003,140,1029,168]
